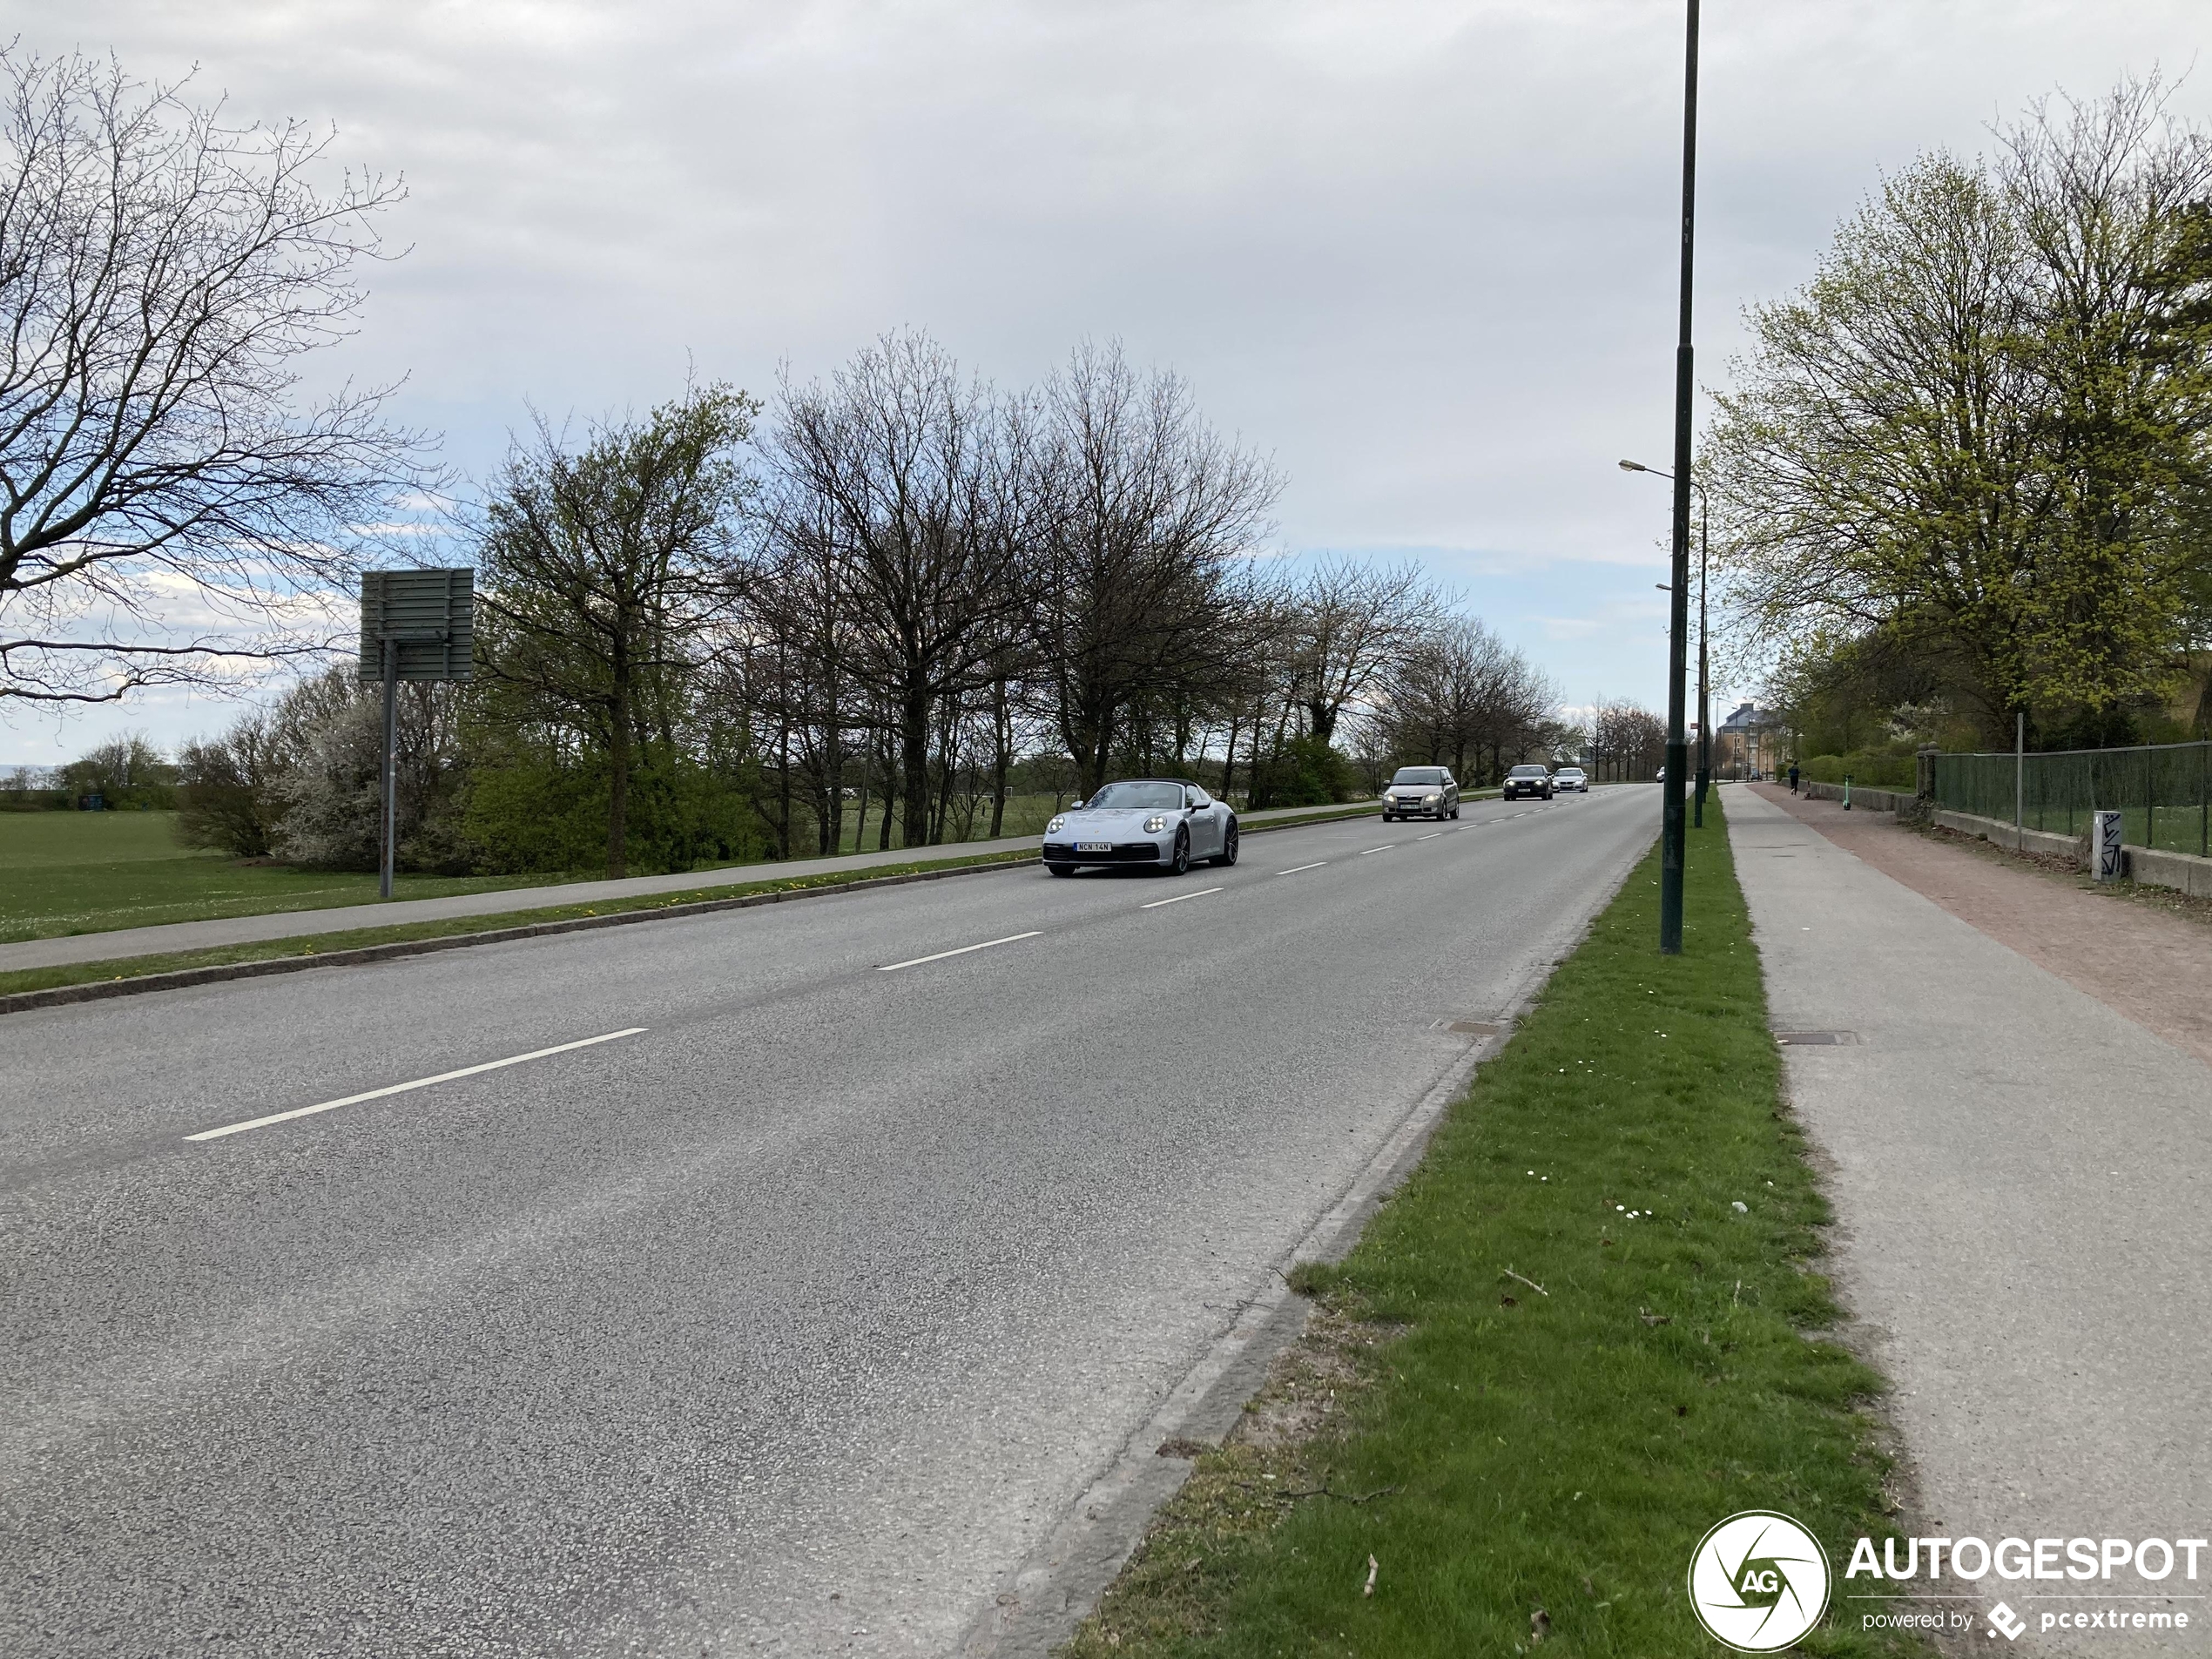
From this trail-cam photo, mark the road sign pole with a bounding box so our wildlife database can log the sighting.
[381,639,398,900]
[360,568,475,900]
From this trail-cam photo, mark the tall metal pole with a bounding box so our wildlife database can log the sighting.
[2014,710,2024,836]
[1695,492,1710,826]
[381,639,398,900]
[1660,0,1699,954]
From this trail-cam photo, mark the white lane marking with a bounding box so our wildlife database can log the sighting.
[1276,862,1326,875]
[1359,845,1395,855]
[1140,887,1222,909]
[185,1028,650,1143]
[878,930,1042,972]
[1416,832,1442,840]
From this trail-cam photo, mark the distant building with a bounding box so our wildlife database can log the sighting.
[1715,702,1784,779]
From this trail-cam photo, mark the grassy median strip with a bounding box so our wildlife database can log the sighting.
[1064,793,1922,1657]
[0,850,1037,1000]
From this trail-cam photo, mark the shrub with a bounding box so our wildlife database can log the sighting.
[177,718,286,856]
[1798,751,1917,789]
[1248,735,1358,808]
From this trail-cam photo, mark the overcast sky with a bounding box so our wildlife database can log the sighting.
[5,0,2209,765]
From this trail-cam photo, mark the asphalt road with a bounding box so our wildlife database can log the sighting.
[1,786,1656,1656]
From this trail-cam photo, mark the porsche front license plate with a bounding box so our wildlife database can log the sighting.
[1077,841,1112,853]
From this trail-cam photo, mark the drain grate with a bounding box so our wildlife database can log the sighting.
[1774,1030,1859,1046]
[1435,1019,1504,1035]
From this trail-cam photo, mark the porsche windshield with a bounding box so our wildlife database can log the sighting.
[1086,782,1185,810]
[1390,768,1446,786]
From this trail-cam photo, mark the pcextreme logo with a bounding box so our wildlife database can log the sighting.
[1688,1510,1833,1652]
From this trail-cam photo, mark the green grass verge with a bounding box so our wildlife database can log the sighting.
[0,850,1035,998]
[0,812,621,943]
[1063,792,1925,1658]
[0,798,1413,945]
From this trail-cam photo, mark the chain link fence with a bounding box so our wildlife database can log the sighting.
[1932,741,2212,857]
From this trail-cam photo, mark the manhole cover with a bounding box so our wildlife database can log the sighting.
[1774,1030,1859,1046]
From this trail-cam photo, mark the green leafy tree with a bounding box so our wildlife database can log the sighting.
[471,385,759,877]
[1709,79,2212,742]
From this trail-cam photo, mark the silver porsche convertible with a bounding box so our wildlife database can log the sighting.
[1041,779,1239,876]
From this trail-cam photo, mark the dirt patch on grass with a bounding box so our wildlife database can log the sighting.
[1225,1303,1406,1457]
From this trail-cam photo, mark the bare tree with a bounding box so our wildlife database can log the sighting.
[1289,556,1442,744]
[1028,341,1282,796]
[0,48,428,708]
[1591,698,1667,782]
[766,332,1038,846]
[1376,615,1509,775]
[1373,616,1559,783]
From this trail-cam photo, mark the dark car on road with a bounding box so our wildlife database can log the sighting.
[1501,764,1553,800]
[1381,765,1459,821]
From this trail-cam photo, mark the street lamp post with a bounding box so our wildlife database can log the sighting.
[1658,0,1699,954]
[1619,459,1710,828]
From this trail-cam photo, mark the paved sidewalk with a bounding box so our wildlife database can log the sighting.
[1750,784,2212,1069]
[1726,785,2212,1656]
[0,799,1379,974]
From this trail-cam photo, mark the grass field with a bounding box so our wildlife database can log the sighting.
[0,806,1063,943]
[1062,794,1925,1657]
[0,794,1402,946]
[0,813,564,943]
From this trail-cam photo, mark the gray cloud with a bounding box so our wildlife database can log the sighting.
[6,1,2209,757]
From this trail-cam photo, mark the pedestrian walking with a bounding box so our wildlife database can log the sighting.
[1788,762,1800,795]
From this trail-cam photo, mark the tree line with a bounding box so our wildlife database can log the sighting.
[1710,78,2212,759]
[0,44,1613,873]
[171,338,1580,876]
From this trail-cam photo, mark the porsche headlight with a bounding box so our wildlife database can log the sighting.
[1143,813,1168,833]
[1047,814,1067,834]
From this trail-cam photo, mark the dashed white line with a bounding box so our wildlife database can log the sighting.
[185,1028,651,1143]
[1276,861,1327,875]
[878,930,1043,972]
[1140,887,1222,909]
[1359,845,1395,855]
[1416,832,1442,840]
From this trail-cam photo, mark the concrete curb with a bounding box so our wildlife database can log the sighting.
[0,806,1394,1018]
[0,858,1029,1018]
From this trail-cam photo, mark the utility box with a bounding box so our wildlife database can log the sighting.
[2092,810,2126,883]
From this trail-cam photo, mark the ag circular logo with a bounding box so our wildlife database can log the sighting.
[1687,1510,1831,1651]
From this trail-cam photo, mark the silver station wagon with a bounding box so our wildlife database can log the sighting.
[1381,765,1459,822]
[1042,779,1239,876]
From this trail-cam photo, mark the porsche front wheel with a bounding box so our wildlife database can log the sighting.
[1168,829,1191,875]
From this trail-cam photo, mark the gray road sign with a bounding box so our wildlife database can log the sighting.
[359,569,475,682]
[360,569,475,897]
